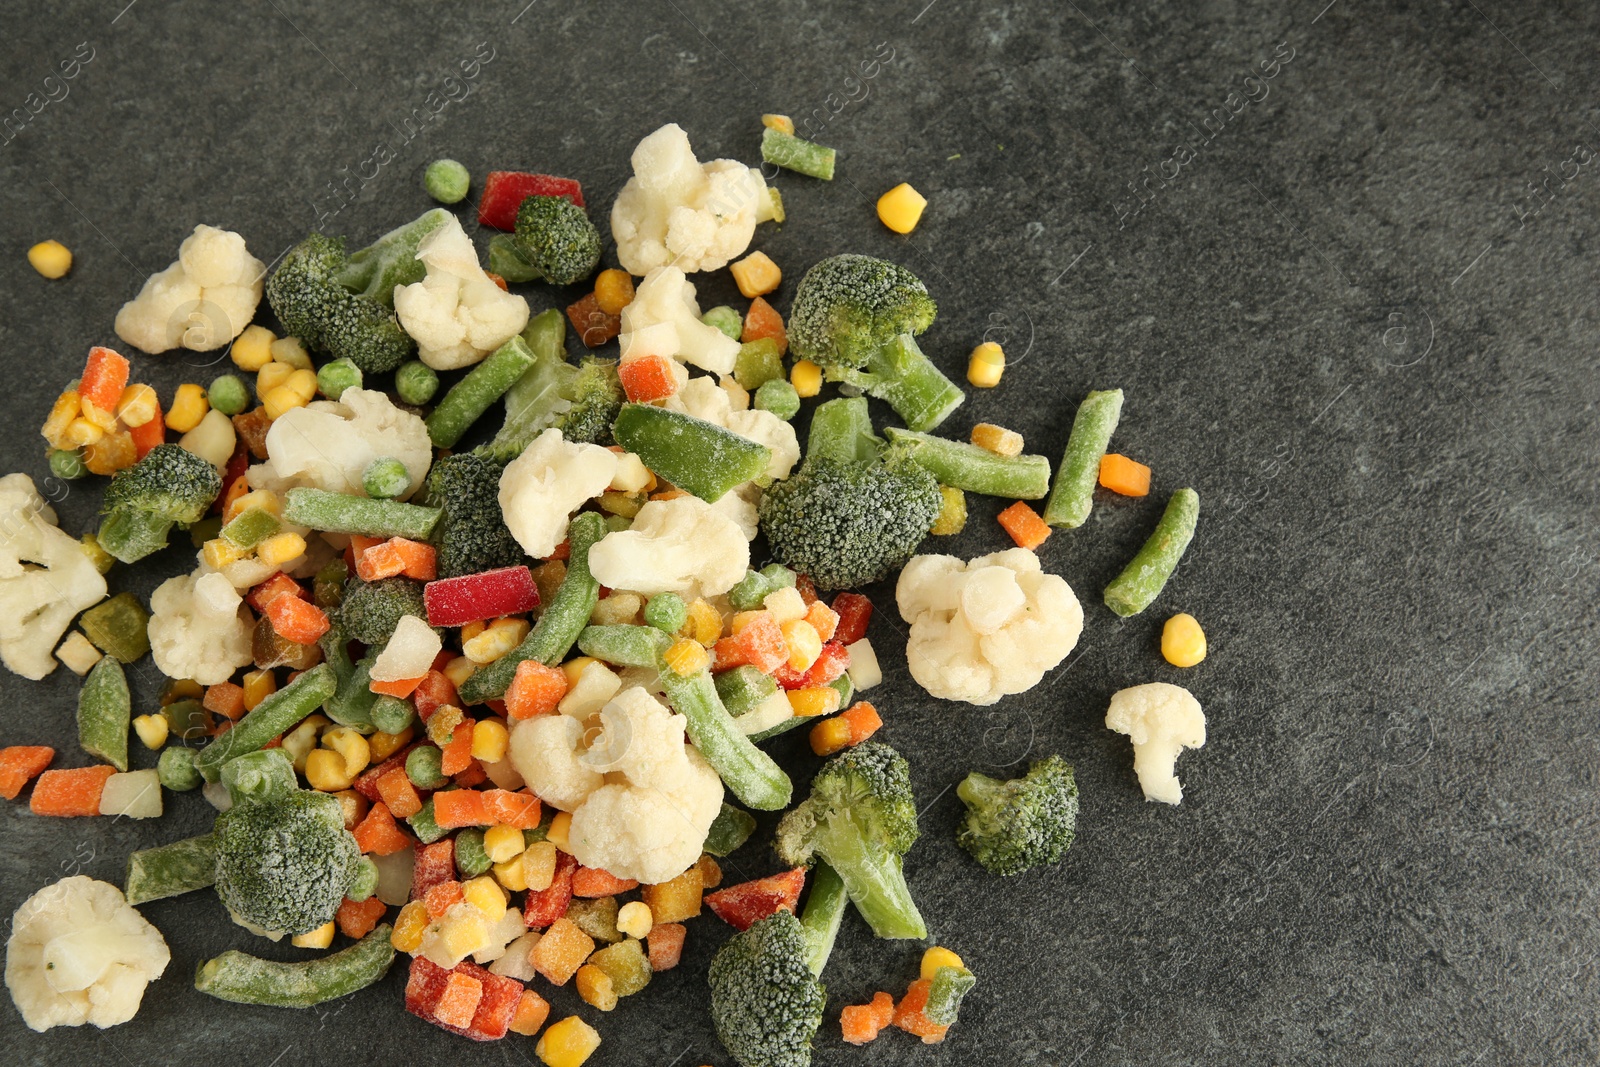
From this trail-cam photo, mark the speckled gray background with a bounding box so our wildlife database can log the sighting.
[2,1,1597,1064]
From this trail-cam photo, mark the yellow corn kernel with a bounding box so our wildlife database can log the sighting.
[202,537,246,570]
[291,921,336,949]
[535,1015,602,1067]
[483,823,525,864]
[971,422,1023,457]
[787,686,841,718]
[283,715,333,772]
[442,655,478,690]
[1161,612,1207,667]
[763,586,807,624]
[390,900,429,953]
[255,531,307,568]
[332,789,369,831]
[231,325,276,371]
[615,901,653,939]
[809,715,851,756]
[79,533,115,574]
[560,656,598,687]
[463,620,528,665]
[548,811,573,853]
[367,726,413,761]
[662,637,710,677]
[256,360,295,397]
[593,269,635,316]
[27,240,72,279]
[920,946,965,980]
[761,113,794,135]
[305,748,355,792]
[781,619,822,672]
[114,383,160,429]
[730,251,782,299]
[82,431,136,475]
[132,713,169,750]
[240,668,277,711]
[967,341,1004,388]
[790,359,822,398]
[226,488,280,522]
[460,619,488,643]
[78,395,117,432]
[522,840,559,892]
[269,336,312,370]
[877,182,928,234]
[462,875,509,922]
[41,390,81,448]
[284,367,319,402]
[263,384,309,420]
[165,384,210,433]
[322,726,372,778]
[472,719,510,763]
[63,417,104,448]
[728,610,764,635]
[160,679,204,706]
[683,598,723,646]
[575,964,617,1011]
[930,486,967,536]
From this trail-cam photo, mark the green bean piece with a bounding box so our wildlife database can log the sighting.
[194,925,396,1008]
[487,234,540,283]
[658,666,791,811]
[426,335,537,448]
[425,159,471,205]
[612,404,772,502]
[457,513,607,702]
[125,834,217,905]
[761,127,837,180]
[407,798,449,844]
[405,745,448,790]
[395,360,439,406]
[78,591,151,663]
[701,305,743,340]
[1103,487,1199,618]
[207,374,250,416]
[361,457,411,500]
[714,665,778,718]
[369,694,416,736]
[283,487,441,540]
[347,856,380,902]
[702,802,758,857]
[77,656,129,771]
[316,358,363,401]
[48,448,88,480]
[219,748,298,805]
[734,338,785,391]
[727,570,773,612]
[1042,388,1125,528]
[754,378,801,421]
[157,747,203,791]
[884,428,1053,500]
[194,664,337,781]
[220,507,282,551]
[576,624,670,669]
[163,698,211,741]
[454,829,492,879]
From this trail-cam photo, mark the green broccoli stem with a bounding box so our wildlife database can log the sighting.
[800,861,849,977]
[806,397,882,465]
[332,208,451,305]
[97,508,177,564]
[828,334,965,432]
[195,924,395,1008]
[815,816,927,940]
[883,427,1053,499]
[487,234,540,283]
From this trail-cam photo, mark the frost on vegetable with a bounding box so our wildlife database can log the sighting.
[394,215,531,371]
[588,495,750,600]
[0,473,108,680]
[148,569,255,686]
[662,377,799,485]
[113,225,265,354]
[246,388,432,501]
[618,266,741,376]
[1104,682,1206,805]
[895,548,1082,706]
[497,428,618,559]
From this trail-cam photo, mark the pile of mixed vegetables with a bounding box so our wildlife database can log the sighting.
[1,117,1209,1067]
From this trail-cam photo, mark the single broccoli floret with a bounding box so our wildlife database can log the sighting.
[331,207,450,303]
[510,195,602,286]
[758,397,940,590]
[423,452,523,579]
[557,359,625,444]
[708,863,849,1067]
[337,576,429,645]
[775,741,926,940]
[97,444,222,563]
[955,755,1079,877]
[213,789,360,935]
[481,309,623,459]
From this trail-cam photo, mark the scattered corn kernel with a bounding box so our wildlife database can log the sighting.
[321,727,371,778]
[535,1015,602,1067]
[790,359,822,398]
[284,367,319,403]
[967,341,1005,388]
[462,875,509,922]
[683,598,723,646]
[269,336,312,369]
[202,537,246,570]
[78,394,117,432]
[442,655,477,690]
[27,240,72,279]
[263,384,309,420]
[548,811,573,852]
[132,713,169,750]
[1161,613,1207,667]
[730,251,782,298]
[464,619,529,664]
[113,383,160,429]
[483,823,525,864]
[877,182,928,234]
[920,946,965,980]
[305,747,355,792]
[390,900,429,952]
[255,531,307,568]
[41,390,81,449]
[662,637,711,677]
[56,632,103,676]
[63,417,104,448]
[368,727,413,761]
[810,716,852,756]
[493,851,530,892]
[787,686,842,718]
[590,592,642,627]
[593,269,635,316]
[971,422,1023,457]
[781,619,822,672]
[291,921,336,950]
[761,113,795,135]
[615,901,653,939]
[166,384,210,433]
[472,718,510,763]
[460,619,488,644]
[226,488,281,522]
[241,669,277,711]
[763,586,807,625]
[231,325,276,371]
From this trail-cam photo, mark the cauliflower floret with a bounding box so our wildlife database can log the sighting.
[114,225,264,353]
[5,876,169,1032]
[246,388,432,500]
[1105,682,1206,805]
[896,547,1083,706]
[497,428,618,559]
[611,123,768,276]
[394,214,530,370]
[0,474,108,680]
[148,569,255,686]
[588,494,749,599]
[663,376,799,483]
[510,686,723,884]
[618,265,741,376]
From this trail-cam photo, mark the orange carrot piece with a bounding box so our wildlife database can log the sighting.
[247,572,305,613]
[508,989,551,1036]
[1098,453,1151,497]
[336,895,389,940]
[80,347,130,415]
[742,296,788,356]
[127,398,165,459]
[841,992,896,1045]
[619,354,679,403]
[354,541,405,581]
[424,879,465,920]
[452,760,487,789]
[571,866,639,898]
[432,787,489,829]
[376,767,424,820]
[203,682,247,721]
[893,978,950,1043]
[803,600,839,642]
[353,800,414,854]
[840,701,882,745]
[391,538,437,581]
[370,675,425,699]
[504,660,568,720]
[0,746,54,801]
[997,501,1052,550]
[482,789,542,829]
[29,765,117,816]
[440,722,475,776]
[266,594,331,644]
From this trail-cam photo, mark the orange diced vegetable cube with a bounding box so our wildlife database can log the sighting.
[127,398,165,459]
[841,701,882,744]
[392,538,437,581]
[29,765,117,816]
[509,989,551,1036]
[997,501,1052,550]
[203,682,247,721]
[531,918,596,986]
[266,594,331,645]
[433,787,490,828]
[618,354,679,403]
[733,611,787,674]
[353,800,414,854]
[505,660,568,720]
[482,789,542,829]
[810,717,852,757]
[336,895,389,940]
[433,971,484,1029]
[571,866,639,898]
[369,675,425,699]
[354,541,405,581]
[802,600,839,642]
[440,722,475,776]
[841,991,897,1045]
[0,746,54,801]
[1098,453,1152,497]
[376,767,424,820]
[742,296,788,356]
[424,878,465,919]
[893,978,950,1043]
[641,866,702,924]
[646,922,686,971]
[79,346,131,416]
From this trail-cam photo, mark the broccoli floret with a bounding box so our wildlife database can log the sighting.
[337,576,429,645]
[331,207,450,303]
[758,397,940,590]
[956,755,1079,877]
[708,864,849,1067]
[481,309,623,460]
[213,789,360,935]
[97,444,222,563]
[556,359,624,444]
[510,195,602,286]
[423,452,523,579]
[775,740,926,940]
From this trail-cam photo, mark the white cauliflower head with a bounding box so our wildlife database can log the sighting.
[394,214,530,370]
[618,265,741,376]
[588,494,749,599]
[246,388,432,500]
[897,547,1083,706]
[113,225,264,353]
[510,686,723,884]
[663,376,799,483]
[1105,682,1206,805]
[5,876,169,1032]
[498,428,619,559]
[148,569,255,685]
[610,123,768,275]
[0,474,108,680]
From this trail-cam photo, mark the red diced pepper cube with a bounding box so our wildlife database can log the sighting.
[412,671,459,722]
[478,171,584,230]
[354,741,420,801]
[405,955,452,1018]
[411,839,456,901]
[800,641,850,688]
[704,867,807,931]
[424,566,540,627]
[523,851,577,929]
[127,397,165,459]
[571,866,639,898]
[647,922,686,971]
[830,592,873,645]
[618,354,679,402]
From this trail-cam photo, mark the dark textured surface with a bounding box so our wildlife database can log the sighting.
[2,1,1597,1063]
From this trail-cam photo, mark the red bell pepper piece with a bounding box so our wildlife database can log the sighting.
[412,670,459,722]
[478,171,584,230]
[523,850,577,928]
[411,839,456,901]
[424,566,540,627]
[246,572,305,614]
[405,956,525,1041]
[704,867,808,931]
[353,740,421,801]
[830,592,873,645]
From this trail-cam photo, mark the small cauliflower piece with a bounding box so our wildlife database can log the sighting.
[114,225,264,354]
[394,215,530,370]
[618,266,741,376]
[247,388,432,500]
[1105,682,1206,805]
[896,548,1082,706]
[662,376,799,483]
[148,569,255,686]
[498,428,619,558]
[510,713,604,812]
[0,474,108,680]
[611,123,769,275]
[370,614,442,683]
[558,659,623,719]
[5,876,169,1032]
[587,495,749,599]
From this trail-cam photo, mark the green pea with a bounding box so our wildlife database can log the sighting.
[454,829,492,878]
[48,448,88,480]
[644,592,688,633]
[362,457,411,500]
[701,305,743,341]
[425,159,471,204]
[369,694,416,735]
[604,513,632,534]
[208,374,250,416]
[395,360,439,406]
[754,378,800,421]
[406,745,448,790]
[158,746,203,792]
[316,357,363,401]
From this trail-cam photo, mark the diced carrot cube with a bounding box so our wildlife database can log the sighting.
[203,682,247,721]
[711,636,749,672]
[353,800,414,855]
[842,992,896,1045]
[803,600,839,642]
[1098,452,1152,497]
[424,879,465,920]
[734,611,787,674]
[481,789,542,829]
[246,572,305,613]
[618,354,679,403]
[504,660,568,720]
[440,722,475,776]
[742,296,788,356]
[79,346,130,415]
[452,760,487,788]
[997,501,1052,550]
[392,538,437,581]
[640,866,702,924]
[349,534,383,564]
[508,989,551,1036]
[266,594,330,645]
[571,866,639,898]
[412,839,456,900]
[0,746,54,801]
[29,765,117,816]
[127,398,165,459]
[893,978,950,1043]
[433,971,484,1029]
[336,895,389,940]
[354,541,405,581]
[376,767,424,820]
[647,922,686,971]
[370,674,425,699]
[841,701,882,745]
[432,787,490,828]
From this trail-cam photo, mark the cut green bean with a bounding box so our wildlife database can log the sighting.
[457,513,606,702]
[77,657,129,771]
[220,748,298,805]
[658,664,791,811]
[577,624,670,670]
[884,427,1053,499]
[194,663,337,781]
[612,403,772,502]
[78,592,150,663]
[714,665,778,718]
[195,925,396,1008]
[125,834,217,905]
[157,747,203,792]
[761,127,837,180]
[426,334,537,448]
[1042,388,1124,528]
[703,802,757,857]
[320,627,378,729]
[283,487,441,540]
[1103,487,1199,617]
